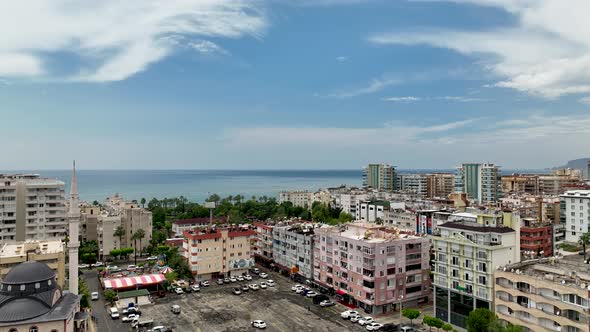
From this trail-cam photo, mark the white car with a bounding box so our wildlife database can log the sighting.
[122,314,140,322]
[106,265,119,271]
[295,288,306,294]
[366,322,383,331]
[341,310,359,319]
[147,256,158,260]
[91,292,99,300]
[244,275,252,281]
[94,261,104,267]
[358,317,375,326]
[190,285,200,292]
[350,314,362,323]
[230,276,237,282]
[78,264,89,269]
[251,320,267,329]
[266,280,275,287]
[127,264,138,271]
[305,291,318,298]
[201,281,210,287]
[260,282,267,289]
[320,300,335,307]
[291,285,303,291]
[259,272,268,278]
[237,276,244,282]
[174,287,184,295]
[249,284,260,291]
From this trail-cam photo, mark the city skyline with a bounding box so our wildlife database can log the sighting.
[2,0,589,169]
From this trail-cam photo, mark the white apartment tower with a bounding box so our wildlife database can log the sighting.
[455,163,502,205]
[67,162,80,295]
[561,190,590,243]
[0,174,67,244]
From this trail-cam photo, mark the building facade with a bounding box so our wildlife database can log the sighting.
[520,219,553,258]
[314,223,431,315]
[561,190,590,243]
[182,226,255,281]
[502,175,540,195]
[272,224,315,279]
[398,174,429,198]
[362,164,396,192]
[433,219,520,329]
[455,163,502,205]
[252,223,274,264]
[102,195,153,253]
[0,240,65,287]
[0,174,67,244]
[427,173,455,199]
[278,191,313,208]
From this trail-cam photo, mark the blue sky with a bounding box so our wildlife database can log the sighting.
[1,0,589,170]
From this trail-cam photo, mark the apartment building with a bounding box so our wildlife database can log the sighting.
[357,201,389,223]
[363,164,396,192]
[0,240,65,287]
[80,205,100,242]
[182,226,255,281]
[427,173,455,199]
[561,190,590,243]
[539,169,583,195]
[252,222,274,264]
[172,217,226,236]
[398,174,429,198]
[0,174,67,244]
[314,223,431,315]
[502,174,540,195]
[340,192,370,218]
[520,218,553,258]
[103,194,152,253]
[384,207,417,232]
[272,223,315,280]
[454,163,502,205]
[278,190,313,208]
[433,216,520,329]
[495,256,590,332]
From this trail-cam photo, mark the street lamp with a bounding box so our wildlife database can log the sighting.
[399,295,404,320]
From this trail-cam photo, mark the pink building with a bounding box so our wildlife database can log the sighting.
[252,222,274,265]
[313,223,431,315]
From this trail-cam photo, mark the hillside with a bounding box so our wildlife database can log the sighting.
[555,158,590,178]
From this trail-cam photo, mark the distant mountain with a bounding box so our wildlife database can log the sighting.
[555,158,590,178]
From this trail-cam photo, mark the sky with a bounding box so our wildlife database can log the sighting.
[1,0,589,170]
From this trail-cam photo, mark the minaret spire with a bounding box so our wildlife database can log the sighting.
[68,160,80,295]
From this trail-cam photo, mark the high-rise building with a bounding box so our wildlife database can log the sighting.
[362,164,396,192]
[0,174,68,244]
[398,174,428,197]
[501,174,540,195]
[433,212,520,329]
[538,169,583,195]
[427,173,455,198]
[455,163,502,204]
[102,194,152,254]
[272,223,315,280]
[561,190,590,243]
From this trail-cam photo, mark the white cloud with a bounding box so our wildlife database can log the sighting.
[0,0,266,82]
[382,96,421,102]
[323,78,399,98]
[336,56,349,62]
[382,95,488,102]
[189,40,229,55]
[579,96,590,105]
[438,96,488,102]
[370,0,590,99]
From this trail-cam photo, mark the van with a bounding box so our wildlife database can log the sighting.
[132,319,154,328]
[91,292,99,300]
[171,304,181,314]
[109,307,119,319]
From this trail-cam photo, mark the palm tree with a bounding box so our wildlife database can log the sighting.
[579,232,590,260]
[114,226,125,249]
[140,197,146,208]
[134,229,146,258]
[131,231,140,265]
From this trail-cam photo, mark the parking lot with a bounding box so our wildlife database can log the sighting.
[140,270,368,332]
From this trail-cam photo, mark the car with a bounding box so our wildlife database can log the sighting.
[217,279,224,285]
[78,264,89,269]
[241,285,249,292]
[350,314,362,323]
[122,314,140,322]
[305,291,318,298]
[251,320,267,329]
[244,274,252,281]
[190,285,200,292]
[127,264,138,271]
[358,317,375,326]
[295,288,306,294]
[291,284,303,291]
[319,300,335,307]
[201,280,210,287]
[174,287,184,295]
[149,326,173,332]
[110,307,120,319]
[380,323,401,332]
[341,310,359,319]
[224,277,230,283]
[230,276,237,283]
[237,276,244,282]
[106,265,119,271]
[91,292,99,300]
[259,272,268,278]
[232,287,242,295]
[260,282,267,289]
[93,261,104,267]
[400,327,416,332]
[124,307,141,315]
[252,268,260,274]
[266,280,275,287]
[299,288,311,296]
[249,283,260,291]
[366,322,384,331]
[147,256,158,260]
[171,304,181,314]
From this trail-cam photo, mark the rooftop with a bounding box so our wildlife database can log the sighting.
[174,217,227,226]
[561,190,590,197]
[318,222,423,243]
[0,240,64,257]
[439,221,515,234]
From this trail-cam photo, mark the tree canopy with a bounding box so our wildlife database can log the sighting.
[467,308,497,332]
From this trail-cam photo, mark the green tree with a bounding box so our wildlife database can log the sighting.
[104,289,117,305]
[141,197,146,208]
[579,232,590,260]
[206,194,221,203]
[120,247,134,259]
[311,202,330,223]
[81,252,97,266]
[467,308,496,332]
[165,271,178,283]
[134,229,146,256]
[114,226,125,248]
[442,323,453,331]
[78,277,91,309]
[109,249,121,259]
[402,308,421,326]
[423,316,444,330]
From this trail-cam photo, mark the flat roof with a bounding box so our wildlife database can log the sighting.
[0,240,64,257]
[118,289,150,299]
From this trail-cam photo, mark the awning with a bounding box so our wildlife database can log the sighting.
[336,289,347,295]
[103,274,165,290]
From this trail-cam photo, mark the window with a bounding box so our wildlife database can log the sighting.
[29,327,39,332]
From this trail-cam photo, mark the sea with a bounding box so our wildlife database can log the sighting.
[1,169,550,203]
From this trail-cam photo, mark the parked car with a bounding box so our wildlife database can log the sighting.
[201,280,210,287]
[242,285,249,292]
[232,287,242,295]
[132,319,154,329]
[266,280,275,287]
[147,256,158,260]
[259,272,268,278]
[124,307,141,315]
[358,317,375,326]
[230,276,237,283]
[291,284,303,291]
[106,265,119,271]
[350,314,362,323]
[313,294,330,304]
[400,327,416,332]
[305,291,318,298]
[341,310,359,319]
[249,283,260,291]
[295,287,306,294]
[260,282,267,289]
[380,323,401,332]
[127,264,138,271]
[174,287,184,295]
[78,264,89,269]
[123,314,140,323]
[366,322,384,331]
[252,268,260,274]
[91,292,99,300]
[319,300,335,307]
[251,320,267,329]
[217,279,224,285]
[149,326,173,332]
[93,261,104,267]
[237,276,244,282]
[244,275,252,281]
[190,285,200,292]
[224,277,230,283]
[171,304,181,314]
[110,307,120,319]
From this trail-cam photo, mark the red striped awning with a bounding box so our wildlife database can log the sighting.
[103,274,165,290]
